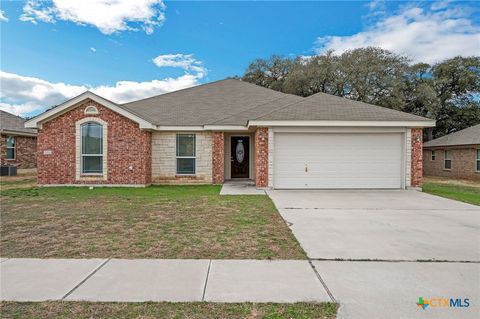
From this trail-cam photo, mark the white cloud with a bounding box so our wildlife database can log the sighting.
[430,1,452,11]
[20,0,166,35]
[1,52,207,116]
[0,71,200,116]
[93,74,199,104]
[0,10,9,22]
[315,2,480,64]
[153,54,207,77]
[90,47,97,53]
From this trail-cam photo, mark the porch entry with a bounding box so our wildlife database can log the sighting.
[230,136,250,178]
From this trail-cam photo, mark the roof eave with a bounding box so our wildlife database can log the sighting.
[0,129,37,137]
[247,120,436,128]
[423,142,480,148]
[24,91,155,129]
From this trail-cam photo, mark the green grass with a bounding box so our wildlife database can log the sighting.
[1,185,306,259]
[0,302,338,319]
[423,182,480,206]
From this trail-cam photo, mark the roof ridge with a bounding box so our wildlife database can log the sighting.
[122,78,295,106]
[121,78,236,106]
[209,95,301,125]
[0,109,27,121]
[251,94,307,121]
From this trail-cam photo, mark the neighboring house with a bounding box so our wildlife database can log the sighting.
[0,110,37,169]
[25,79,435,189]
[423,124,480,181]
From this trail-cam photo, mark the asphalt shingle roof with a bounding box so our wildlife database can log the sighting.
[121,79,293,126]
[0,110,37,135]
[254,91,432,122]
[423,124,480,147]
[121,79,432,126]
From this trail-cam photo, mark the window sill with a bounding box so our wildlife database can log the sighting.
[175,174,197,177]
[79,174,105,179]
[443,169,451,171]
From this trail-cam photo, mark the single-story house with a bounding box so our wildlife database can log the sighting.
[1,110,37,169]
[423,124,480,181]
[25,79,435,189]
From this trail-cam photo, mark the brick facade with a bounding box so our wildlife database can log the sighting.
[423,146,480,181]
[410,128,423,187]
[254,127,269,188]
[0,134,37,169]
[212,132,225,184]
[34,100,431,188]
[37,99,151,185]
[151,131,212,184]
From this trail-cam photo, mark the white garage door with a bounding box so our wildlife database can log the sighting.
[274,133,403,189]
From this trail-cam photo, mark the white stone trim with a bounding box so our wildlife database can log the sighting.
[75,117,108,181]
[268,128,274,188]
[84,105,99,115]
[405,128,412,187]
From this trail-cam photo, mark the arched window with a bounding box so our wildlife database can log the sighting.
[81,122,103,174]
[84,105,99,115]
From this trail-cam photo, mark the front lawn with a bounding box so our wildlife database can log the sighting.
[0,176,36,190]
[423,178,480,206]
[0,302,338,319]
[0,184,305,259]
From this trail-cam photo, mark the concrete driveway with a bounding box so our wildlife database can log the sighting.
[268,190,480,318]
[268,190,480,261]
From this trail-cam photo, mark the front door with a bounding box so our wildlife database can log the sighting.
[231,136,249,178]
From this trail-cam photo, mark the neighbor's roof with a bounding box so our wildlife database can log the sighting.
[423,124,480,147]
[0,110,37,135]
[253,91,432,122]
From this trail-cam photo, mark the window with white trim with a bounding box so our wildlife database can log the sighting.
[476,149,480,172]
[176,134,196,175]
[81,122,103,174]
[444,150,452,170]
[6,136,15,160]
[431,150,436,161]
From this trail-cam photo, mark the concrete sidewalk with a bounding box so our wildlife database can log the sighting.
[0,258,330,302]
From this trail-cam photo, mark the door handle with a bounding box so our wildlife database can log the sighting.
[305,164,308,173]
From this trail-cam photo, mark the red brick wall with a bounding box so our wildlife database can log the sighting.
[411,128,423,187]
[0,134,37,169]
[423,146,480,181]
[212,132,225,184]
[37,99,151,185]
[255,127,269,188]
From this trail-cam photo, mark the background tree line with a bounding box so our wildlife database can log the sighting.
[241,47,480,140]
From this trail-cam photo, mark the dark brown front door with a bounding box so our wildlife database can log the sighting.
[231,136,249,178]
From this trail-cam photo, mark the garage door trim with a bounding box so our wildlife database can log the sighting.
[272,130,406,189]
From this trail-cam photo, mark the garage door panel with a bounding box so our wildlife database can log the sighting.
[274,133,402,189]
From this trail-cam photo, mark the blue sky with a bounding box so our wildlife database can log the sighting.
[1,0,479,116]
